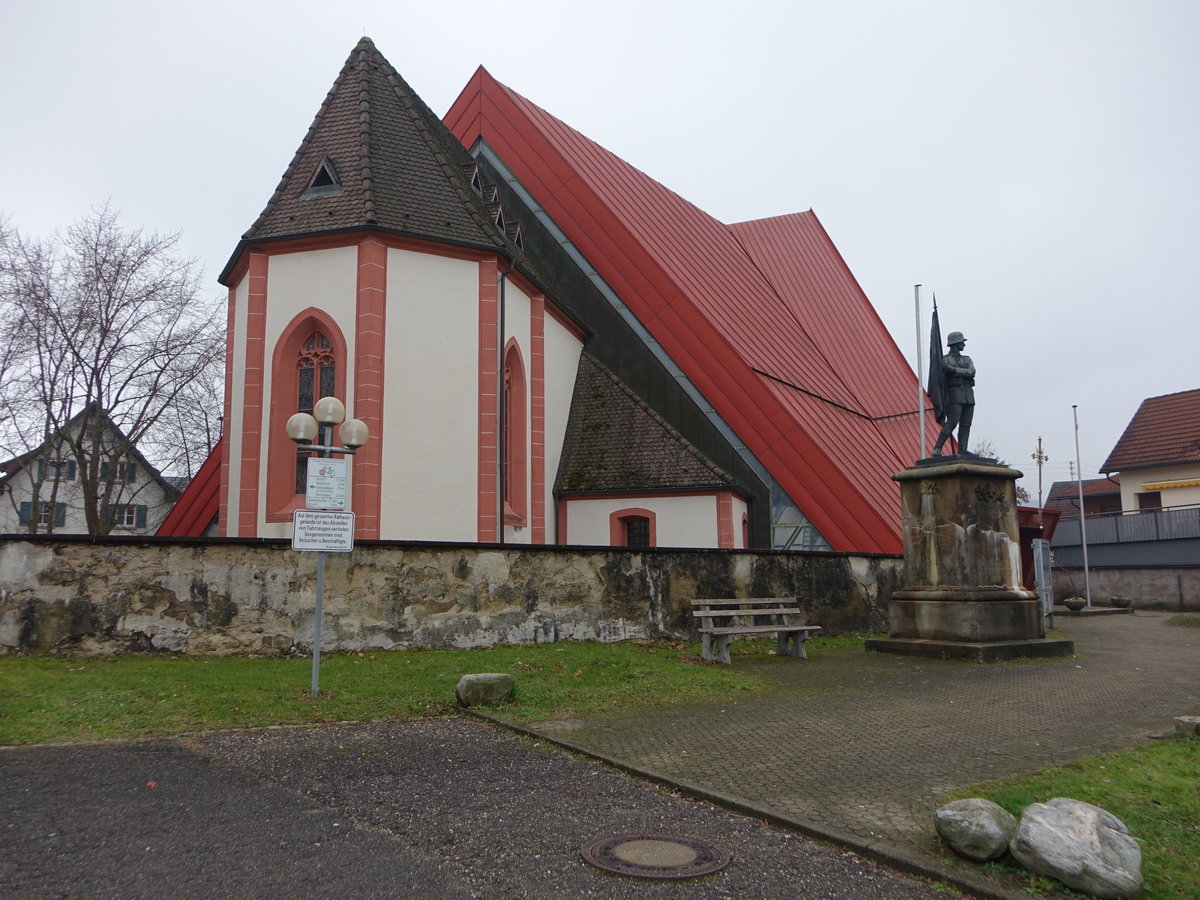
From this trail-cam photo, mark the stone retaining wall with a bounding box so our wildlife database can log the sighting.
[1052,566,1199,611]
[0,537,901,655]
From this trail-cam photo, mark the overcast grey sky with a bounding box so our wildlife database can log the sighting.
[3,0,1197,500]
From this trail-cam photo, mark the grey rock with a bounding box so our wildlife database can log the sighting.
[1010,798,1143,899]
[1174,715,1200,738]
[934,797,1017,861]
[455,673,514,707]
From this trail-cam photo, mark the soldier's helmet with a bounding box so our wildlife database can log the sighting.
[946,331,966,345]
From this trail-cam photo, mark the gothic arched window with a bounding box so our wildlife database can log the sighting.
[294,330,336,492]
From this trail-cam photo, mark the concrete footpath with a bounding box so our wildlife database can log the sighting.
[2,612,1196,898]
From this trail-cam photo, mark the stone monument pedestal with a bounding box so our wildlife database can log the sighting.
[866,457,1073,663]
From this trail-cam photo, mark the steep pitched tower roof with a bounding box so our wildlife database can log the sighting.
[223,37,504,281]
[446,68,939,553]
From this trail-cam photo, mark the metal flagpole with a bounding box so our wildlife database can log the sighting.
[1072,405,1093,608]
[915,284,925,459]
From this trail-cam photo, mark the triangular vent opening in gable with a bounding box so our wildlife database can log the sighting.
[302,159,343,198]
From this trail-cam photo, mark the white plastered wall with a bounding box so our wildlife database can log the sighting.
[564,494,722,548]
[222,275,249,534]
[543,312,584,543]
[258,248,359,539]
[379,248,479,541]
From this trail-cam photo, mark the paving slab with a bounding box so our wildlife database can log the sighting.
[511,612,1198,878]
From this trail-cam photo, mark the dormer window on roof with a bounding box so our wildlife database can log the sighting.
[468,166,483,196]
[301,158,343,199]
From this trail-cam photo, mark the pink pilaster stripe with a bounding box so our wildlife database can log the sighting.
[717,491,735,549]
[530,295,547,543]
[238,254,269,536]
[353,239,387,539]
[477,260,499,541]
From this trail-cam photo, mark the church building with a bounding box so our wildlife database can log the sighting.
[161,38,937,553]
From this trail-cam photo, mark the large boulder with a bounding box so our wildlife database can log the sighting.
[1010,798,1143,899]
[455,673,515,707]
[934,798,1017,861]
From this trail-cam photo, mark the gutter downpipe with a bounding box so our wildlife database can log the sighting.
[497,257,515,546]
[915,284,925,459]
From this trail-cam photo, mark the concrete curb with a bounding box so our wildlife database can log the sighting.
[463,709,1028,900]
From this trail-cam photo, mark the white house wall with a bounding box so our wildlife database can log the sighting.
[1119,462,1200,511]
[565,494,721,548]
[380,248,479,541]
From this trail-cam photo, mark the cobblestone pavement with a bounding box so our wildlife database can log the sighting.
[515,612,1199,862]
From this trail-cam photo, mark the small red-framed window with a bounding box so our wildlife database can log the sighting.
[609,507,657,548]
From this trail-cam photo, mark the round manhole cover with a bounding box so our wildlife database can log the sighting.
[580,833,730,880]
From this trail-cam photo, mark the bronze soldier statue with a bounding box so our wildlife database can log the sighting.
[932,331,974,456]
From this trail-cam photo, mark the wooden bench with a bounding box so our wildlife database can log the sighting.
[691,598,821,664]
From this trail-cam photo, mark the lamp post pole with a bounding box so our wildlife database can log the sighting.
[286,397,369,698]
[1072,405,1092,608]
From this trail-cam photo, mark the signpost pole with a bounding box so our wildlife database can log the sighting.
[285,397,369,700]
[311,550,326,698]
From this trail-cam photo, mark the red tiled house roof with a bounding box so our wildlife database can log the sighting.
[446,69,939,553]
[1101,388,1200,473]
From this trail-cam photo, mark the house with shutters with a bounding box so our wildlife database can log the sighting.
[161,37,939,552]
[0,407,180,536]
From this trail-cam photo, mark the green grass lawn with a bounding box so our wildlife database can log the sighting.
[0,638,803,745]
[944,738,1200,898]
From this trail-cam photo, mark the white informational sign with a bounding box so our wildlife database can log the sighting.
[305,457,348,510]
[292,509,356,552]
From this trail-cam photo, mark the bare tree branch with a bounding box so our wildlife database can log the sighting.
[0,204,224,535]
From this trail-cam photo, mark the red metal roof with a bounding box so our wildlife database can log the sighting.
[1101,388,1200,473]
[446,69,939,552]
[156,439,222,537]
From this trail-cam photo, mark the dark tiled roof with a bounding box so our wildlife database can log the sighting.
[1101,388,1200,472]
[555,354,736,494]
[240,37,503,253]
[1046,476,1120,510]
